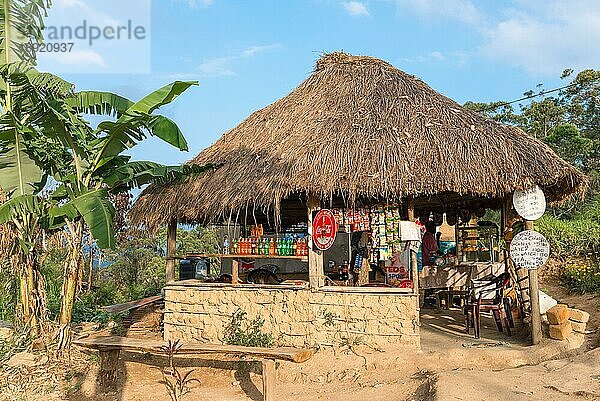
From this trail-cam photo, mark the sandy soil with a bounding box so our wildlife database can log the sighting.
[3,278,599,401]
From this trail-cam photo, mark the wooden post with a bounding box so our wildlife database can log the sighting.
[166,218,178,283]
[99,349,120,388]
[407,198,420,309]
[232,259,239,286]
[525,219,542,345]
[307,195,324,289]
[262,358,276,401]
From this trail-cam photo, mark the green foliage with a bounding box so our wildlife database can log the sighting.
[0,326,32,363]
[561,259,600,294]
[174,226,220,256]
[0,263,17,321]
[537,215,600,258]
[224,309,274,348]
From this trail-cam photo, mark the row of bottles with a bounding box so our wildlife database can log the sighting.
[225,236,309,256]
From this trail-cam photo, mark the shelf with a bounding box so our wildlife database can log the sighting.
[185,253,309,261]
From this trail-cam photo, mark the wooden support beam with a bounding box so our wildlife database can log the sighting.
[231,259,239,286]
[99,349,120,388]
[407,198,421,308]
[262,359,276,401]
[166,218,178,283]
[525,219,542,345]
[307,194,324,289]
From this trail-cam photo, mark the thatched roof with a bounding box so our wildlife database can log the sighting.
[131,52,586,228]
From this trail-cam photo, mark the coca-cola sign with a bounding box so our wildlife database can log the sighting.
[312,209,338,251]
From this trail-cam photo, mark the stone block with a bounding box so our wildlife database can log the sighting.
[549,323,572,340]
[570,320,587,333]
[547,304,569,325]
[568,308,590,323]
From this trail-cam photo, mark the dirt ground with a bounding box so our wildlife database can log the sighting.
[2,278,599,401]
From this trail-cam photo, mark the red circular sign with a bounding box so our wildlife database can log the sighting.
[312,209,338,251]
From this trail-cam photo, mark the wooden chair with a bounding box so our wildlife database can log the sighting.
[464,273,514,338]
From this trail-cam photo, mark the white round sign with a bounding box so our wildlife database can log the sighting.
[510,230,550,270]
[513,185,546,221]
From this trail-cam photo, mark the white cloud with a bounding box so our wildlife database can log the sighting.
[41,50,107,68]
[197,44,282,77]
[172,0,213,8]
[197,57,235,77]
[399,51,445,63]
[480,0,600,76]
[395,0,484,25]
[342,1,370,17]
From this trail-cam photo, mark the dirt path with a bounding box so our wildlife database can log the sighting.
[4,281,599,401]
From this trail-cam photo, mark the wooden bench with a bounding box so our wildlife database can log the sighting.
[74,336,313,401]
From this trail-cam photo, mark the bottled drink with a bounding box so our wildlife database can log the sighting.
[232,239,238,255]
[269,238,275,255]
[251,238,256,255]
[223,237,230,254]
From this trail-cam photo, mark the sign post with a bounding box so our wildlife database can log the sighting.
[511,186,548,345]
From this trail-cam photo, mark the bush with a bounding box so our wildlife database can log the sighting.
[224,310,273,347]
[562,259,600,294]
[537,199,600,258]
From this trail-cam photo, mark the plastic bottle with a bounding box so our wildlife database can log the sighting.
[269,238,275,255]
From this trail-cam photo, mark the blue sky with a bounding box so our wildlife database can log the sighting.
[38,0,600,166]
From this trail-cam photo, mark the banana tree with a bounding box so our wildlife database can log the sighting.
[0,65,209,347]
[0,0,52,334]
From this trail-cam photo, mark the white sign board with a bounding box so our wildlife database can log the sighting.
[399,221,421,242]
[513,186,546,221]
[510,230,550,270]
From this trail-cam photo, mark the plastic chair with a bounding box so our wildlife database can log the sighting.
[464,273,514,338]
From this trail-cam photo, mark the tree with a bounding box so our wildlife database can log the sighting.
[0,64,211,348]
[0,0,52,334]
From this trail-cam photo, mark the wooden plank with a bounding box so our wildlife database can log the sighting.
[262,359,276,401]
[166,218,178,283]
[307,195,324,289]
[318,286,413,294]
[185,253,308,261]
[100,295,163,314]
[73,337,314,363]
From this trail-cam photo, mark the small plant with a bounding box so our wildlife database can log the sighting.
[321,309,337,327]
[160,340,200,401]
[224,309,274,347]
[339,335,364,349]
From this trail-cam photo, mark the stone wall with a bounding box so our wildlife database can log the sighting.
[163,282,420,349]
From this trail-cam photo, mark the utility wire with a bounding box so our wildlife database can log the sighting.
[476,81,579,113]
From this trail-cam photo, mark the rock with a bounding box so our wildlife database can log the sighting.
[568,308,590,323]
[6,351,37,367]
[549,323,572,340]
[570,320,587,334]
[547,304,569,325]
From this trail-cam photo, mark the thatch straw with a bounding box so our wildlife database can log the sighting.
[130,52,586,229]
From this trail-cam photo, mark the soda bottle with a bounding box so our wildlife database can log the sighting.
[233,239,238,255]
[269,238,275,255]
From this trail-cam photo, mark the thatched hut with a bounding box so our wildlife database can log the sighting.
[131,52,585,349]
[132,52,584,228]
